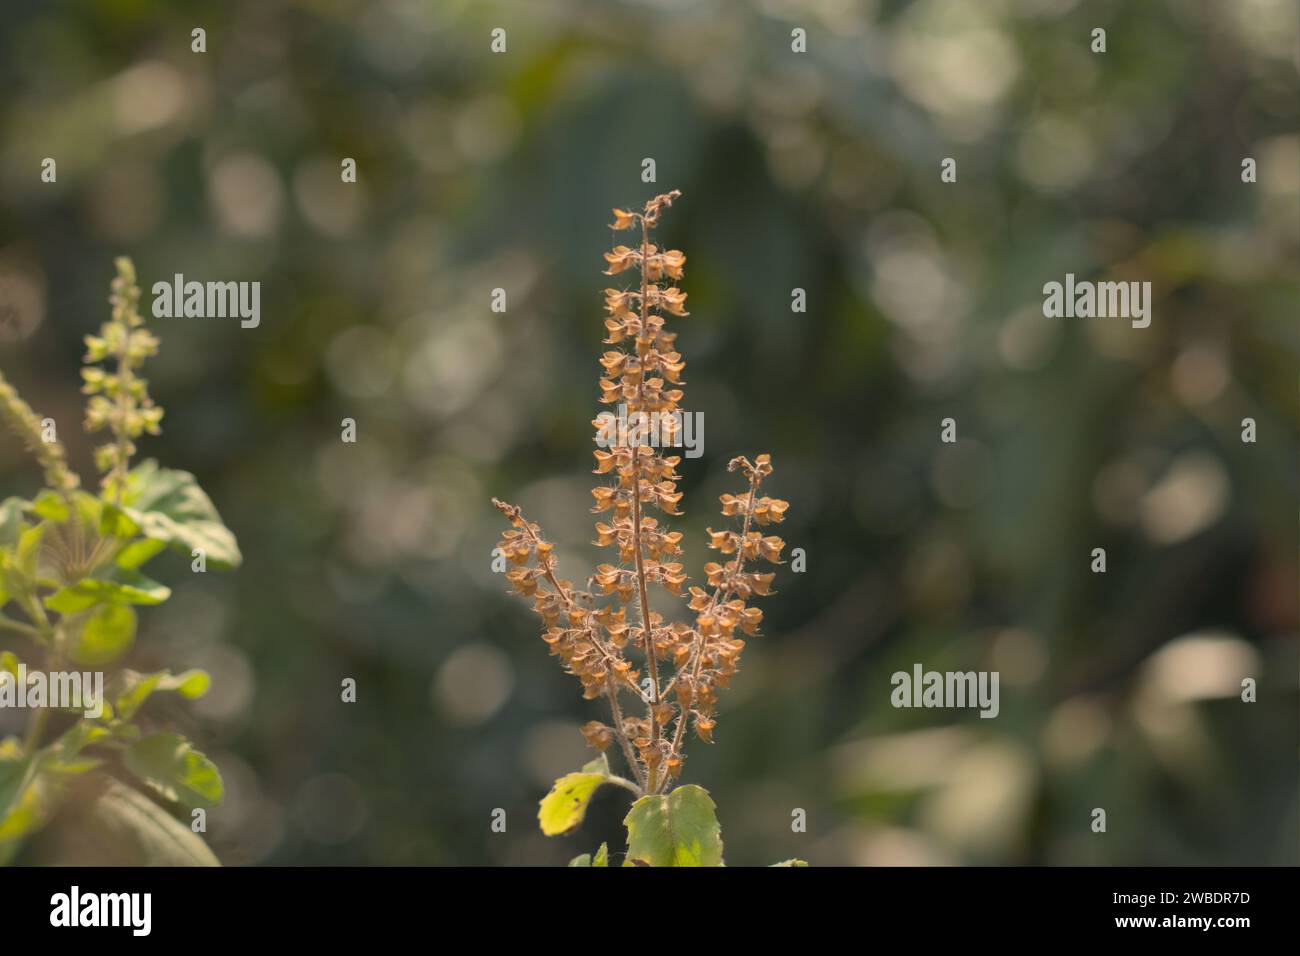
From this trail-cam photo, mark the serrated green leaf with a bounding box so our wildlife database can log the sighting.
[167,670,211,698]
[114,537,166,571]
[120,460,241,570]
[114,668,210,721]
[55,721,112,757]
[25,491,110,547]
[568,841,609,867]
[45,572,170,615]
[68,603,136,666]
[30,490,69,522]
[42,729,105,775]
[98,503,140,540]
[623,784,724,867]
[123,732,223,809]
[539,757,610,836]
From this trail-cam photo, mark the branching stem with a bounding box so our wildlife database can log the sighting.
[662,470,762,788]
[501,499,645,791]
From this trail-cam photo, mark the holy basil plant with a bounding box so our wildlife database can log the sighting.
[494,193,806,867]
[0,258,240,865]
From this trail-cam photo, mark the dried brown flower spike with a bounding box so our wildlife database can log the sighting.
[493,190,789,799]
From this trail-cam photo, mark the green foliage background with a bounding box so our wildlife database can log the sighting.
[0,0,1296,865]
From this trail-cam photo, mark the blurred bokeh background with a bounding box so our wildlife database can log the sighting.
[0,0,1296,865]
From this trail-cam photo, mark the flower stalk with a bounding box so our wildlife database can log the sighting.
[82,257,163,503]
[0,373,79,495]
[493,190,789,796]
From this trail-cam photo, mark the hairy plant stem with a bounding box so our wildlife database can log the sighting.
[605,774,642,795]
[604,674,645,792]
[0,615,39,638]
[631,214,663,795]
[21,614,60,756]
[22,697,49,753]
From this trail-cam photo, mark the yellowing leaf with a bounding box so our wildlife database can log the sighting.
[538,754,610,836]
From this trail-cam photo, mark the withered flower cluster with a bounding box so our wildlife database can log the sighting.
[493,190,789,795]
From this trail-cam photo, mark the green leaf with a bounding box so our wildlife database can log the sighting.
[623,784,724,867]
[54,721,112,759]
[0,754,33,834]
[30,490,114,543]
[115,669,211,721]
[538,753,611,837]
[98,503,140,540]
[114,537,166,571]
[34,722,110,776]
[0,551,24,608]
[770,859,809,866]
[45,572,170,615]
[68,603,137,666]
[166,670,211,698]
[69,491,103,527]
[15,524,45,578]
[567,842,609,867]
[0,498,31,546]
[123,732,223,809]
[580,753,610,775]
[0,752,63,861]
[43,754,102,780]
[121,460,242,570]
[39,779,220,866]
[30,490,69,522]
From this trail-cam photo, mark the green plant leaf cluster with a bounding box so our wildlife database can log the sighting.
[568,842,609,867]
[0,260,240,865]
[0,466,237,862]
[540,762,807,866]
